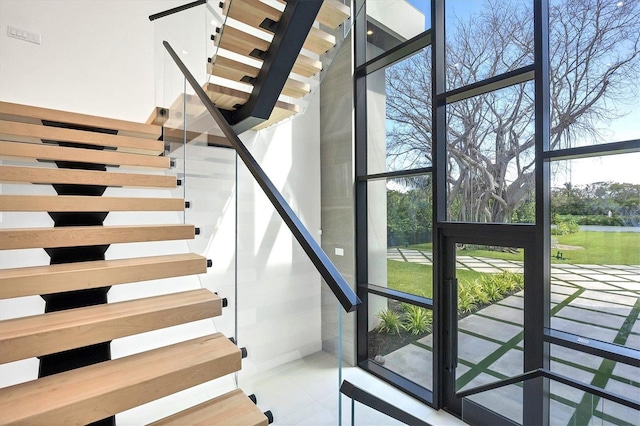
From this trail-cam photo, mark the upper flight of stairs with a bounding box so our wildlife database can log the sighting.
[204,0,350,130]
[0,101,269,425]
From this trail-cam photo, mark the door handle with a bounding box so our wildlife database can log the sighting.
[445,278,458,372]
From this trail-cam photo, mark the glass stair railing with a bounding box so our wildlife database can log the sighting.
[150,2,363,424]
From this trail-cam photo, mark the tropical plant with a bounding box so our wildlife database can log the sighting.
[376,309,402,334]
[457,282,478,314]
[470,280,491,305]
[402,305,433,335]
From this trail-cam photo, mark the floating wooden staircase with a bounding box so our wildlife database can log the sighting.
[202,0,350,130]
[0,101,270,425]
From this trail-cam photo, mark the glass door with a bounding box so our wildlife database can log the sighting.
[440,226,543,425]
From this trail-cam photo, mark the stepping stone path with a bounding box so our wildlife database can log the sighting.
[377,248,640,424]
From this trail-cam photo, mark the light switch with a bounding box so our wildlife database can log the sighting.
[7,25,41,45]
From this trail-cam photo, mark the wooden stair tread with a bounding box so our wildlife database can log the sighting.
[281,78,311,99]
[223,0,281,30]
[215,26,321,78]
[292,54,323,78]
[0,253,208,299]
[0,140,171,169]
[0,194,184,212]
[273,0,350,29]
[0,289,222,364]
[0,165,177,188]
[215,25,270,56]
[208,57,310,98]
[204,83,298,112]
[318,0,351,29]
[0,333,241,426]
[303,27,336,55]
[150,389,268,426]
[0,120,164,155]
[209,55,260,82]
[146,106,168,126]
[222,0,335,54]
[0,101,161,140]
[204,83,298,130]
[0,224,195,250]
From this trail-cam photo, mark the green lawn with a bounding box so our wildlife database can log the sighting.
[387,260,486,298]
[408,231,639,265]
[554,231,639,265]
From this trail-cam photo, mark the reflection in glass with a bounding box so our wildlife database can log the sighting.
[550,153,639,350]
[446,82,536,223]
[367,48,432,174]
[365,0,430,62]
[445,0,534,91]
[368,176,432,298]
[367,294,433,391]
[549,0,640,149]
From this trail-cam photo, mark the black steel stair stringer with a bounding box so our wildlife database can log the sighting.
[37,138,116,426]
[229,0,323,133]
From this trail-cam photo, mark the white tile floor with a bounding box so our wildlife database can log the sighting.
[238,351,466,426]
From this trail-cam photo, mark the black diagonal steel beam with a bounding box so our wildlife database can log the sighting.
[229,0,323,134]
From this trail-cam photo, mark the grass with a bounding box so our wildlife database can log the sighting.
[409,231,639,265]
[387,260,486,298]
[554,231,639,265]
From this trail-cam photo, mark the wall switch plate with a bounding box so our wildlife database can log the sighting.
[335,248,344,256]
[7,25,41,44]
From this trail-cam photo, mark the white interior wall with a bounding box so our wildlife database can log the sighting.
[0,0,322,422]
[236,94,323,376]
[0,0,186,122]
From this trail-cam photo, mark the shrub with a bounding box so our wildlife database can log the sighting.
[555,214,625,226]
[481,271,524,294]
[376,309,402,334]
[551,218,580,235]
[470,280,491,305]
[457,282,478,314]
[458,272,524,316]
[402,305,433,335]
[482,279,503,302]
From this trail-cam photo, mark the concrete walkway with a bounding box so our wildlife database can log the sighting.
[378,248,640,424]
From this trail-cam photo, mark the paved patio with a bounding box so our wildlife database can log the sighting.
[377,248,640,424]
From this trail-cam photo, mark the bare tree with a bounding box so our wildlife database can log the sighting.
[385,0,640,223]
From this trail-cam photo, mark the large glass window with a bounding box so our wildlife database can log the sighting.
[446,82,536,223]
[368,176,433,297]
[445,0,534,91]
[358,6,434,402]
[367,48,432,174]
[548,0,640,149]
[549,153,640,349]
[355,0,640,422]
[367,294,433,391]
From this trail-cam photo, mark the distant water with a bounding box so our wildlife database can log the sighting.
[580,225,640,233]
